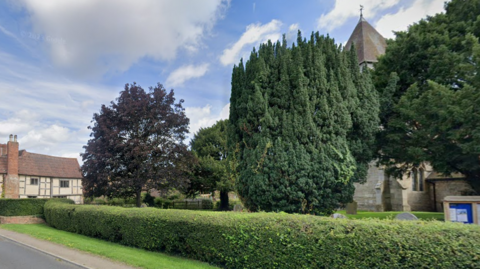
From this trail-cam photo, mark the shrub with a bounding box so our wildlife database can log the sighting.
[94,198,107,205]
[108,198,125,206]
[44,202,480,269]
[154,197,173,209]
[142,193,155,207]
[0,199,49,216]
[200,199,213,209]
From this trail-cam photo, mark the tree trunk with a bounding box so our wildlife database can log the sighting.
[136,189,142,208]
[219,190,229,211]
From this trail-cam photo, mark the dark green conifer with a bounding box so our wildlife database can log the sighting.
[228,32,379,214]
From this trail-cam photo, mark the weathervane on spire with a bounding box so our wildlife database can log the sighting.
[360,5,364,18]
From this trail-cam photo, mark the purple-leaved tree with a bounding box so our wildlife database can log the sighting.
[81,83,193,207]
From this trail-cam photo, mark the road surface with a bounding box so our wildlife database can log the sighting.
[0,235,85,269]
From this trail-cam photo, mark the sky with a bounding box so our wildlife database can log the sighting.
[0,0,447,163]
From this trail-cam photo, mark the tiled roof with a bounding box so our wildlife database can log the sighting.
[0,150,82,179]
[345,17,387,64]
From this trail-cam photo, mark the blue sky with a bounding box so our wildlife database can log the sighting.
[0,0,446,162]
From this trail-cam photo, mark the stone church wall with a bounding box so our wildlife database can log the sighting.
[433,180,474,212]
[408,189,432,212]
[353,163,382,211]
[388,177,406,211]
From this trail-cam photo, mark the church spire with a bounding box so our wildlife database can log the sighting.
[359,5,366,21]
[345,6,387,68]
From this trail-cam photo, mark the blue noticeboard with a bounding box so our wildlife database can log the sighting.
[449,203,473,224]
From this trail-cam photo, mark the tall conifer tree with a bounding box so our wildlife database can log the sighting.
[228,32,379,214]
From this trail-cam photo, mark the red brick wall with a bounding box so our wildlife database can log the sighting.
[5,141,19,198]
[0,215,45,224]
[7,141,18,175]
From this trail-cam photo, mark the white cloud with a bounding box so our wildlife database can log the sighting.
[285,23,300,44]
[17,0,229,77]
[186,103,229,138]
[0,51,116,164]
[166,63,210,87]
[374,0,445,38]
[220,20,282,66]
[317,0,400,32]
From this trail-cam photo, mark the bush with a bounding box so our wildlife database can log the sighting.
[200,199,213,209]
[154,197,172,209]
[0,199,49,216]
[108,198,125,206]
[44,202,480,269]
[94,198,107,205]
[142,193,155,207]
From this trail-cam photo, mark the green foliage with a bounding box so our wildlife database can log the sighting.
[374,0,480,187]
[94,198,107,205]
[228,33,379,214]
[142,193,155,207]
[188,119,234,210]
[45,203,480,269]
[152,197,213,210]
[0,199,49,216]
[108,198,126,206]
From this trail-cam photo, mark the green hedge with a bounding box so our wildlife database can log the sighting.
[44,201,480,268]
[154,198,213,210]
[0,199,49,216]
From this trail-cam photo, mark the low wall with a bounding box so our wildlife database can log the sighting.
[0,215,45,224]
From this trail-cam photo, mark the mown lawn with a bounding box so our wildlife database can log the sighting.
[0,224,218,269]
[336,210,444,221]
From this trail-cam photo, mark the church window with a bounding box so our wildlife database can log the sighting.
[419,168,424,191]
[412,168,418,191]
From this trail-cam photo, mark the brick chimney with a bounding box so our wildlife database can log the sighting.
[5,134,19,198]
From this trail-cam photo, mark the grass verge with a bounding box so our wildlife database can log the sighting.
[336,210,444,221]
[0,224,218,269]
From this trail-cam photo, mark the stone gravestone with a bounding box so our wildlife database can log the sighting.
[331,213,347,219]
[395,212,419,221]
[346,202,358,215]
[233,204,243,212]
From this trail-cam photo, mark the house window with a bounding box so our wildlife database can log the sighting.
[27,196,37,198]
[60,180,70,188]
[30,178,39,185]
[55,196,67,199]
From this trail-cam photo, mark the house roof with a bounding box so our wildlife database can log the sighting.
[0,149,82,179]
[345,16,387,64]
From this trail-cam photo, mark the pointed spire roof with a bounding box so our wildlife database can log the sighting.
[345,16,387,65]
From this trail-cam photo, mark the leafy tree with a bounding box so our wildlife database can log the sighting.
[374,0,480,190]
[187,119,234,210]
[81,83,192,207]
[228,32,379,214]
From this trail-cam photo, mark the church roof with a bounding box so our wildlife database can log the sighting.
[345,16,387,64]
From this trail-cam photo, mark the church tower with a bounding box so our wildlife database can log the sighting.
[345,10,387,69]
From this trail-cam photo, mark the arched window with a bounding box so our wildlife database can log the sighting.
[419,168,424,191]
[412,168,418,191]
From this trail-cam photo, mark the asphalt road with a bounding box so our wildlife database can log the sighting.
[0,236,85,269]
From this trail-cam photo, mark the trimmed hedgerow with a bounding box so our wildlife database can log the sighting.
[44,201,480,269]
[0,199,50,216]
